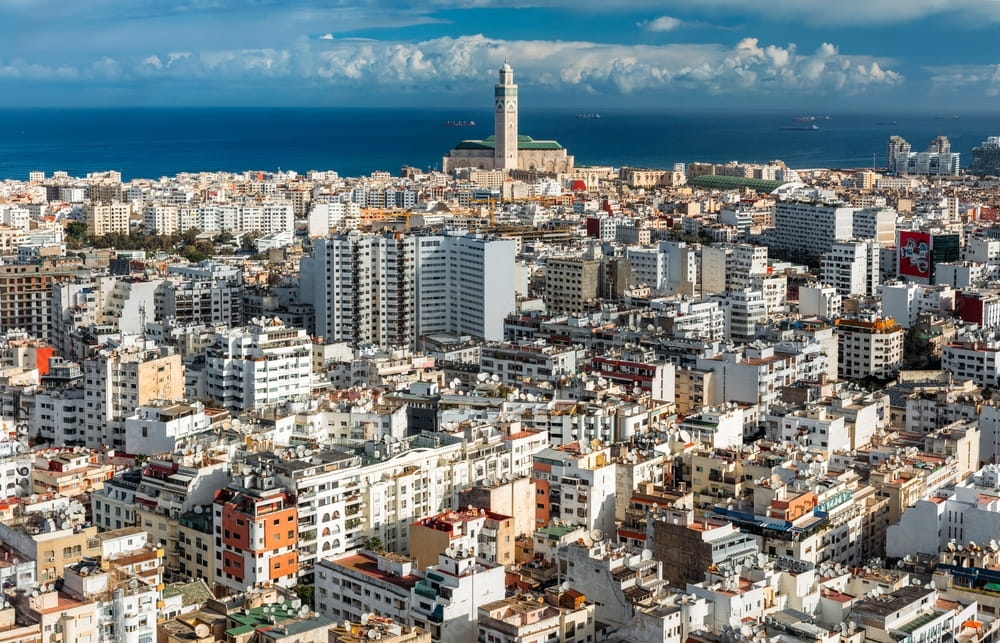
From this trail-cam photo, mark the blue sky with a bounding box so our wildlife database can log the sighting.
[1,0,999,108]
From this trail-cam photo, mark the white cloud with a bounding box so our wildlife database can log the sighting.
[0,34,903,97]
[639,16,682,31]
[421,0,1000,25]
[925,63,1000,95]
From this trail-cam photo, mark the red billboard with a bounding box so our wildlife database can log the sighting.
[898,231,932,278]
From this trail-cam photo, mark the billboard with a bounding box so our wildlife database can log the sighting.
[899,231,932,278]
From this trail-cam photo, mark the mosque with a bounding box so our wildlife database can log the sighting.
[441,61,575,174]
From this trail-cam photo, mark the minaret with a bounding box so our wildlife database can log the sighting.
[494,59,518,171]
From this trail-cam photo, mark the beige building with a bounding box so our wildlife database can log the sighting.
[620,167,686,188]
[84,201,132,237]
[21,591,98,643]
[478,590,595,643]
[330,620,430,643]
[0,518,101,583]
[409,508,515,569]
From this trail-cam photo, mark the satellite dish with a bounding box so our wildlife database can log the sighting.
[291,599,302,610]
[368,631,378,640]
[61,521,71,530]
[641,549,653,561]
[741,625,754,638]
[360,614,370,625]
[129,578,139,590]
[195,624,210,637]
[590,529,604,542]
[194,506,203,514]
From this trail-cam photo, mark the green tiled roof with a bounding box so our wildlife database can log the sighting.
[687,174,784,192]
[453,134,565,151]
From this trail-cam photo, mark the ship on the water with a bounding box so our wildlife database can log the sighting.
[779,124,820,131]
[443,120,476,127]
[576,113,601,119]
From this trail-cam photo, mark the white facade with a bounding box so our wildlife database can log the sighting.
[887,464,1000,557]
[204,319,312,412]
[124,402,212,456]
[773,201,855,254]
[821,240,880,297]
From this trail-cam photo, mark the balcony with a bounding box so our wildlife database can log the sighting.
[414,580,437,600]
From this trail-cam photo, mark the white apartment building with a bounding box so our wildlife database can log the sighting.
[479,341,579,386]
[836,318,904,380]
[302,231,515,347]
[478,594,595,643]
[773,200,855,254]
[715,288,767,342]
[881,283,956,329]
[410,546,506,642]
[941,334,1000,388]
[852,207,897,245]
[626,245,669,292]
[414,232,515,342]
[123,401,213,456]
[887,464,1000,558]
[821,240,880,297]
[696,342,830,414]
[155,277,244,327]
[316,551,416,625]
[799,285,842,319]
[83,343,184,450]
[533,443,618,536]
[204,319,312,412]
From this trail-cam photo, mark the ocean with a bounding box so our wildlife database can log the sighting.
[1,108,998,181]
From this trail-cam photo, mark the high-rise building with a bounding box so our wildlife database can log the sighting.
[886,135,960,176]
[821,240,881,297]
[772,201,855,254]
[970,136,1000,176]
[301,231,515,347]
[887,135,911,175]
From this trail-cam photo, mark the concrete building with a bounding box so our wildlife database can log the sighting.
[478,591,595,643]
[836,318,904,380]
[773,201,855,254]
[532,442,617,536]
[204,319,312,412]
[409,508,515,569]
[213,476,299,593]
[83,343,184,450]
[821,240,880,297]
[887,464,1000,558]
[650,507,759,586]
[544,257,600,316]
[84,201,132,237]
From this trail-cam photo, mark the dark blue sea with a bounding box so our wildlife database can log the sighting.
[1,108,998,181]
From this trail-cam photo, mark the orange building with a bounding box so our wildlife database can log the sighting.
[213,480,298,593]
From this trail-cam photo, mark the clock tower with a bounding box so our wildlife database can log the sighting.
[494,59,518,171]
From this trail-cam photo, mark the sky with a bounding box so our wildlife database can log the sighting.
[1,0,1000,109]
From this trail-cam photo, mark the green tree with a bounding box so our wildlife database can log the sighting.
[363,536,385,553]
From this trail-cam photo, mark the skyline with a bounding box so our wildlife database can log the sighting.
[1,1,1000,109]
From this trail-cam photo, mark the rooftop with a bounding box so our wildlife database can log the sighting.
[454,135,565,151]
